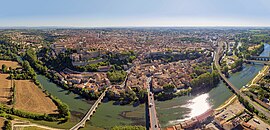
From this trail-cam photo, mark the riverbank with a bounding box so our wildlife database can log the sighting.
[163,63,268,129]
[215,95,237,111]
[155,63,263,127]
[215,65,268,112]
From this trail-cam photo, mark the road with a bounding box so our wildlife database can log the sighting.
[214,41,270,118]
[70,87,110,130]
[146,77,160,130]
[119,66,134,88]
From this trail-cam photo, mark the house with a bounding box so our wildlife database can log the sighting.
[196,109,214,123]
[235,122,256,130]
[98,65,111,72]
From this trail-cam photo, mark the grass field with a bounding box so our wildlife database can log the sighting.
[0,74,12,104]
[0,60,20,69]
[14,80,58,114]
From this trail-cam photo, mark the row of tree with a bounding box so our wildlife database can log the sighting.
[8,61,36,80]
[238,95,270,124]
[190,71,220,91]
[0,105,57,121]
[106,89,147,105]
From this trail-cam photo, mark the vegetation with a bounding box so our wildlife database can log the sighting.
[3,120,12,130]
[237,31,269,58]
[0,42,70,121]
[155,87,191,101]
[111,125,146,130]
[191,71,220,91]
[49,96,70,121]
[0,104,57,121]
[248,74,270,113]
[190,62,212,78]
[178,37,206,43]
[230,59,243,73]
[163,84,176,93]
[238,95,270,124]
[24,49,48,75]
[0,38,19,61]
[9,61,36,80]
[107,89,147,105]
[10,81,16,105]
[1,64,8,73]
[107,70,127,83]
[146,50,202,63]
[221,66,229,77]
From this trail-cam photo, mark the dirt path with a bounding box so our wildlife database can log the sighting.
[12,120,65,130]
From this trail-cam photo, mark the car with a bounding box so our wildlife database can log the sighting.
[253,119,260,124]
[149,103,153,107]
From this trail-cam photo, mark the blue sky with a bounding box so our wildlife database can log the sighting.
[1,0,270,27]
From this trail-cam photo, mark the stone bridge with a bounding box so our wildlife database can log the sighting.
[250,56,270,61]
[70,87,109,130]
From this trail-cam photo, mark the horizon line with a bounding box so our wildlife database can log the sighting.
[1,25,270,29]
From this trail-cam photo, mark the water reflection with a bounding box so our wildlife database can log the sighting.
[156,43,270,127]
[186,93,211,118]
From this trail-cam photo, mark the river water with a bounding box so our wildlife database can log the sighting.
[36,43,270,129]
[155,43,270,127]
[36,75,94,128]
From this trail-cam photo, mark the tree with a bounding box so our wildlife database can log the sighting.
[107,71,127,83]
[191,71,220,90]
[2,64,7,73]
[245,54,251,60]
[163,84,176,93]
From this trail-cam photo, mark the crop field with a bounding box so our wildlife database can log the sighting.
[0,74,12,104]
[14,80,58,114]
[0,118,5,129]
[0,60,20,69]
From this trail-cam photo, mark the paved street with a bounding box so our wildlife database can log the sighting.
[146,77,160,130]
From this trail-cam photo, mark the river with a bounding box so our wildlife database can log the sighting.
[36,75,94,128]
[155,43,270,127]
[37,75,145,130]
[35,43,270,129]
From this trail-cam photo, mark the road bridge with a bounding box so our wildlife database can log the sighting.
[244,60,270,65]
[250,56,270,61]
[70,87,110,130]
[146,77,160,130]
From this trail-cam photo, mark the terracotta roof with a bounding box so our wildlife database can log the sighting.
[196,109,214,122]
